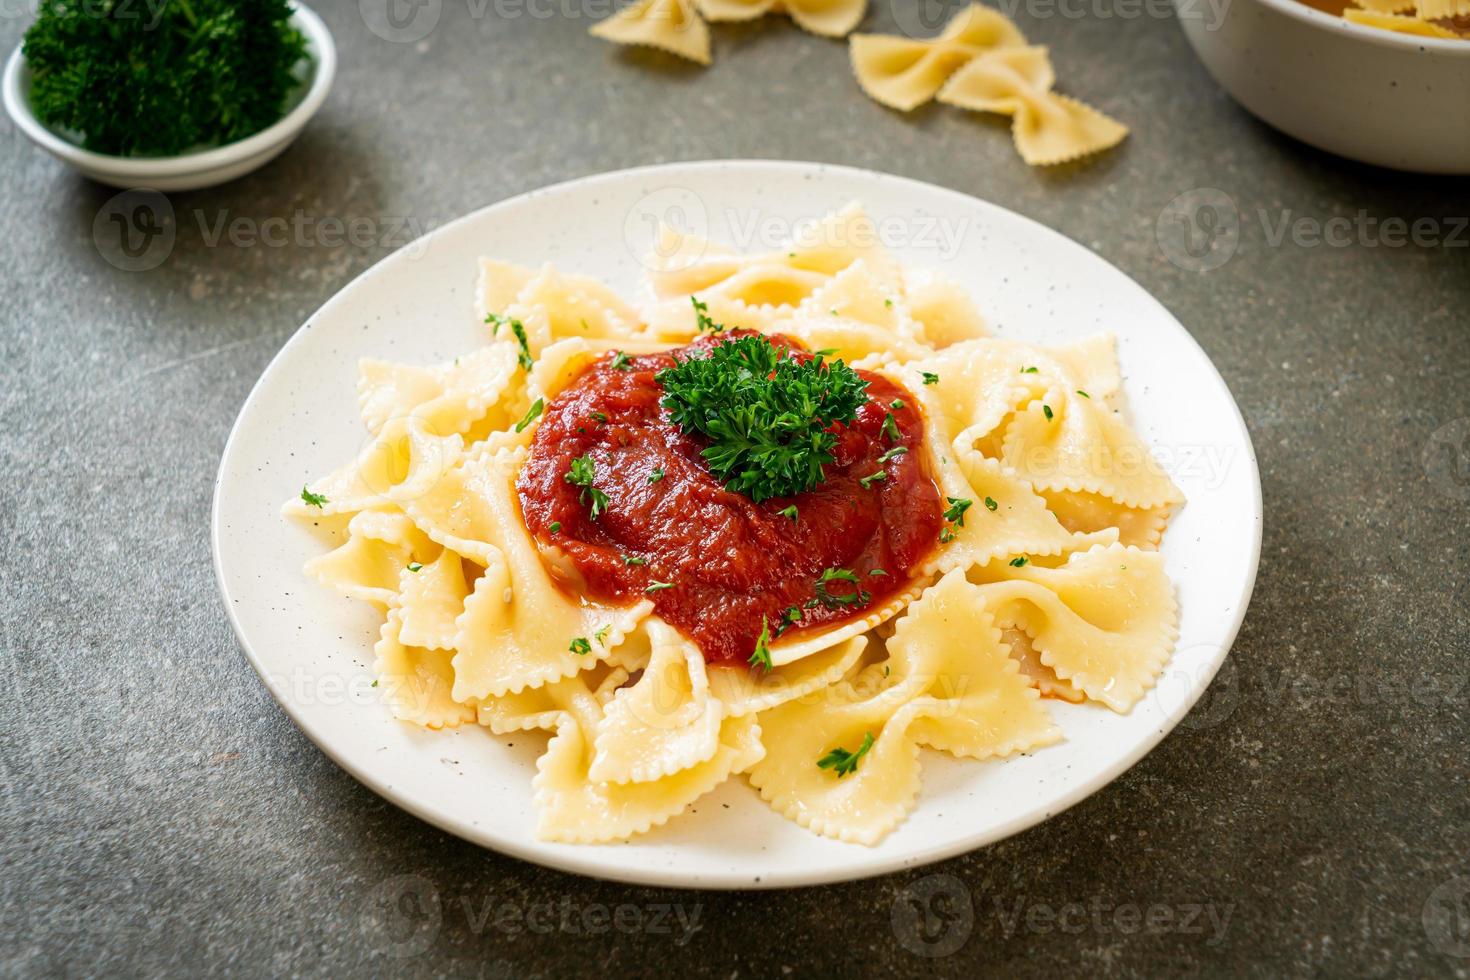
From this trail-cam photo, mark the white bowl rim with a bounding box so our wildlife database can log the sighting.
[2,1,336,179]
[1233,0,1469,55]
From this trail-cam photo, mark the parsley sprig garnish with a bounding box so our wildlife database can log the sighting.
[817,732,875,778]
[656,333,869,502]
[749,617,773,671]
[515,399,544,433]
[300,486,327,508]
[691,297,724,334]
[486,313,534,370]
[564,455,610,519]
[811,567,871,609]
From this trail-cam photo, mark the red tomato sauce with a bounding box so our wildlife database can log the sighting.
[515,332,943,666]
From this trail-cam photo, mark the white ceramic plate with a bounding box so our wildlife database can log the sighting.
[212,161,1262,889]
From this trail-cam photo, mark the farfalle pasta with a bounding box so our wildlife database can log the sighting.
[286,204,1183,846]
[849,3,1025,110]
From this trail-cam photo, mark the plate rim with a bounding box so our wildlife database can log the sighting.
[211,158,1263,890]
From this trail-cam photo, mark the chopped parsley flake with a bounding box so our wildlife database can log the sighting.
[621,554,647,567]
[514,398,544,433]
[817,732,875,778]
[648,467,665,484]
[1009,556,1029,568]
[407,562,423,572]
[610,350,632,371]
[569,637,591,656]
[883,298,894,308]
[889,398,905,410]
[510,318,534,370]
[940,528,956,544]
[881,412,901,442]
[300,486,327,508]
[590,410,608,423]
[484,312,503,335]
[869,568,888,577]
[645,580,675,593]
[859,470,888,489]
[1042,404,1054,421]
[984,496,999,512]
[656,333,869,502]
[776,605,803,635]
[749,617,773,671]
[921,372,939,385]
[812,567,870,609]
[548,521,562,534]
[594,625,612,646]
[565,455,610,519]
[942,496,973,526]
[878,446,908,463]
[691,296,724,334]
[1021,366,1039,374]
[1076,389,1091,398]
[779,505,799,522]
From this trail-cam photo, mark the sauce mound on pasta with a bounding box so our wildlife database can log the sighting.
[516,332,943,665]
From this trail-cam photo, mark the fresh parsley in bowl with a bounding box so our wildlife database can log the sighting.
[3,0,335,189]
[23,0,307,157]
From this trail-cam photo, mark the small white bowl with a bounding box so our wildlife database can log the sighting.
[3,2,336,191]
[1175,0,1470,174]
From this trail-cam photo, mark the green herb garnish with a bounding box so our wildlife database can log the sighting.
[590,411,608,423]
[859,470,888,489]
[779,505,799,522]
[776,605,803,635]
[940,528,956,544]
[984,496,998,512]
[921,372,939,385]
[942,497,973,526]
[407,562,423,572]
[890,399,905,410]
[869,568,888,577]
[565,455,610,519]
[812,567,870,609]
[648,467,665,484]
[1021,366,1039,374]
[621,554,647,567]
[1009,556,1029,568]
[1042,405,1054,421]
[569,637,591,656]
[691,296,724,334]
[656,333,869,502]
[817,732,875,778]
[515,398,545,433]
[300,486,327,508]
[594,625,612,646]
[878,446,908,463]
[549,521,562,534]
[749,617,773,671]
[646,580,675,593]
[1076,389,1091,399]
[23,0,307,157]
[610,350,632,371]
[881,412,901,442]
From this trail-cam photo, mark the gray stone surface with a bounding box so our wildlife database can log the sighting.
[2,0,1469,976]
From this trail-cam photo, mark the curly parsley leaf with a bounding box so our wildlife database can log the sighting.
[656,333,869,502]
[749,617,773,671]
[817,731,875,777]
[811,567,870,609]
[569,637,591,656]
[300,486,327,508]
[564,454,610,519]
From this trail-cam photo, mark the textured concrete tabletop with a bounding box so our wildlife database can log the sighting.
[3,0,1469,976]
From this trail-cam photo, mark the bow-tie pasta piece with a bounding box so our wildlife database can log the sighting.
[696,0,866,37]
[1005,626,1084,703]
[443,448,655,698]
[476,258,538,323]
[374,611,477,729]
[708,635,868,715]
[532,675,766,842]
[358,344,521,439]
[748,568,1058,844]
[395,548,472,650]
[589,619,726,783]
[997,384,1185,510]
[285,417,464,520]
[303,509,438,607]
[938,46,1127,166]
[901,269,987,347]
[968,542,1178,712]
[849,3,1025,110]
[1040,488,1172,550]
[591,0,713,64]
